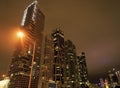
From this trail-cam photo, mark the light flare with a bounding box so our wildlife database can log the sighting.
[17,31,24,38]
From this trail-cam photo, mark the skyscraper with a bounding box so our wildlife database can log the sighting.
[77,52,88,88]
[64,40,77,88]
[42,30,89,88]
[51,29,64,88]
[8,1,44,88]
[41,36,54,88]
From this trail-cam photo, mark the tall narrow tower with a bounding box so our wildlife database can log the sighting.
[77,52,88,88]
[64,40,77,88]
[8,1,45,88]
[51,29,64,88]
[41,36,54,88]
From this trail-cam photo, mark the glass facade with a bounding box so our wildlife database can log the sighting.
[64,40,77,88]
[51,29,64,88]
[8,1,44,88]
[77,52,88,88]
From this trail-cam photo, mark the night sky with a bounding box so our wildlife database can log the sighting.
[0,0,120,83]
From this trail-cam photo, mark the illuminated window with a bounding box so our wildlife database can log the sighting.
[66,65,69,69]
[53,38,57,41]
[28,50,31,54]
[11,74,13,77]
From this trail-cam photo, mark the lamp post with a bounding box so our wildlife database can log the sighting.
[17,31,36,88]
[28,40,36,88]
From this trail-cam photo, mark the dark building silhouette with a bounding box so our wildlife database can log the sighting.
[77,52,88,88]
[51,29,64,88]
[41,36,54,88]
[115,85,120,88]
[108,68,119,88]
[8,1,44,88]
[42,30,89,88]
[64,40,77,88]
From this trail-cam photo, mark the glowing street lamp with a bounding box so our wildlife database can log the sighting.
[17,31,24,38]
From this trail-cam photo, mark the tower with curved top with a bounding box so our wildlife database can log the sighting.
[8,1,45,88]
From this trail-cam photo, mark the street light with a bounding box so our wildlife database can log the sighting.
[16,31,36,88]
[28,40,36,88]
[17,31,24,38]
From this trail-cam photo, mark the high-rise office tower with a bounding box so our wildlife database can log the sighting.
[77,52,88,88]
[41,36,54,88]
[51,29,64,88]
[64,40,77,88]
[8,1,44,88]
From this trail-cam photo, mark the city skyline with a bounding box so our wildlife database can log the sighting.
[0,0,120,83]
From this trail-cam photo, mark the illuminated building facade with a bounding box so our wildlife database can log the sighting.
[41,36,54,88]
[108,68,119,88]
[64,40,77,88]
[7,0,89,87]
[51,29,64,88]
[77,52,88,88]
[8,1,44,88]
[41,31,89,88]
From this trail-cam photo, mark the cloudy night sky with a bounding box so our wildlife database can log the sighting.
[0,0,120,82]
